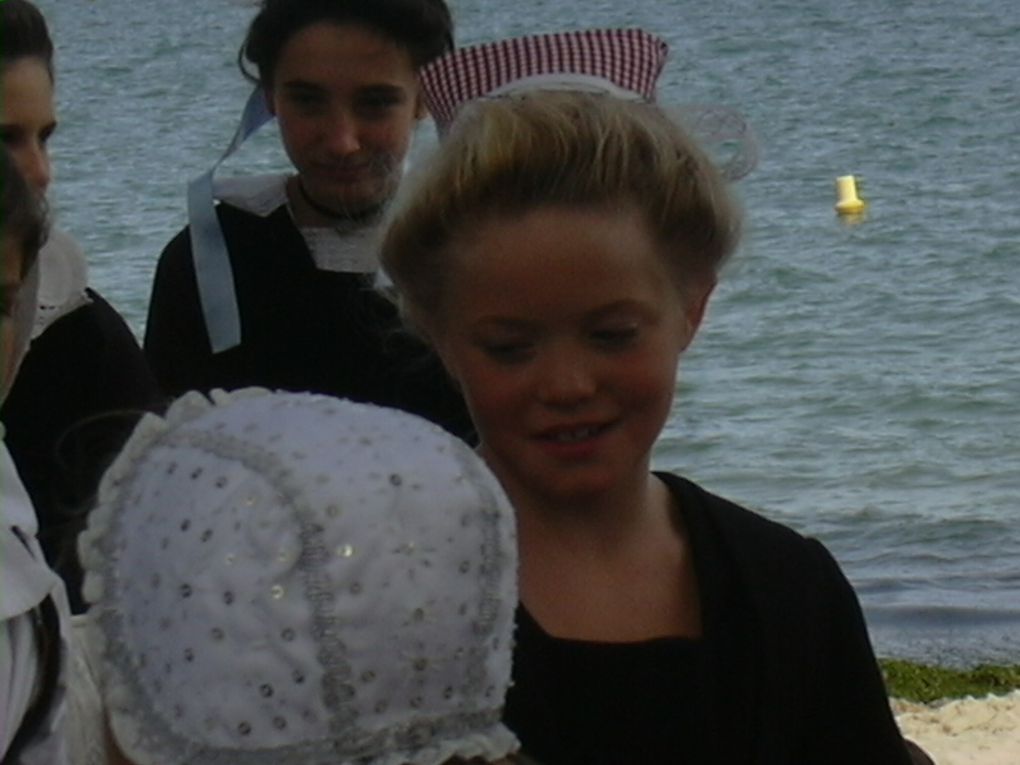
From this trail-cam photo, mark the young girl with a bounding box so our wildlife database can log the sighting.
[143,0,472,442]
[380,29,920,764]
[0,0,161,612]
[75,389,520,765]
[1,149,71,765]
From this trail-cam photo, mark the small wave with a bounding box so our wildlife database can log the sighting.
[866,604,1020,628]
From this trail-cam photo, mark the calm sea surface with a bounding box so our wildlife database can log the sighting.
[35,0,1019,665]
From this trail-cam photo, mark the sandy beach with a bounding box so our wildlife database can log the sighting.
[894,691,1020,765]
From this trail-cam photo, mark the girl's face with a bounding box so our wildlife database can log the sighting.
[267,21,423,216]
[0,57,56,194]
[432,204,706,508]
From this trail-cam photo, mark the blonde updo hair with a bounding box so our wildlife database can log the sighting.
[380,91,742,338]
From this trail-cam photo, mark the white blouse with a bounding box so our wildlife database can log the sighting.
[0,443,71,764]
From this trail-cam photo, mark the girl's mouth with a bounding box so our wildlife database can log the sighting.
[547,425,605,443]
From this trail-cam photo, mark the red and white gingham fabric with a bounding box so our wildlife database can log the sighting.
[421,28,669,132]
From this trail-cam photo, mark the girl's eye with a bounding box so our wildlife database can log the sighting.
[591,325,639,349]
[285,91,326,112]
[357,95,401,111]
[480,341,533,363]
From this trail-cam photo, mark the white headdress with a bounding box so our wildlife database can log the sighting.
[79,389,519,765]
[419,28,757,181]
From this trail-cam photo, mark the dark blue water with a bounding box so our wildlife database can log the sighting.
[36,0,1020,664]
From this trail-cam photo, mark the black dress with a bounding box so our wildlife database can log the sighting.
[1,288,161,612]
[503,473,915,765]
[144,197,473,443]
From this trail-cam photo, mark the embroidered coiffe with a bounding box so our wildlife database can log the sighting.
[79,389,519,765]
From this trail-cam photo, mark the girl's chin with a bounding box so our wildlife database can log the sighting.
[509,471,623,507]
[306,172,400,213]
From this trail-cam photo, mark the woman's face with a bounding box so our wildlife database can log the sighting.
[267,21,423,216]
[0,57,56,194]
[0,234,28,398]
[431,204,705,508]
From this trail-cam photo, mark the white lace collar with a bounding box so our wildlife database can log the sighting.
[33,229,92,340]
[214,174,381,274]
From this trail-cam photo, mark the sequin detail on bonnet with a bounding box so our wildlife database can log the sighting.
[79,389,519,765]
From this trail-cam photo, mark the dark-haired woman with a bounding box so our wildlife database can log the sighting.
[143,0,472,441]
[0,0,161,614]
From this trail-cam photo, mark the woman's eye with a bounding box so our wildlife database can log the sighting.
[0,295,17,319]
[0,126,55,149]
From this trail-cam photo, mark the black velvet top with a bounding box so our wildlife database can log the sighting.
[506,606,723,764]
[503,474,915,765]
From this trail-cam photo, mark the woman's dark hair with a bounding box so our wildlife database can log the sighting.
[1,149,48,277]
[0,0,55,78]
[238,0,454,88]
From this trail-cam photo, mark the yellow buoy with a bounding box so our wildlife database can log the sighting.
[835,174,866,215]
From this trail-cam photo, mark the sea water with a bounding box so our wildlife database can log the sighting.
[36,0,1019,665]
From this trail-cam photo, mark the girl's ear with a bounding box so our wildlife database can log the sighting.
[413,90,428,121]
[404,308,460,386]
[426,328,464,392]
[430,338,458,387]
[680,282,715,351]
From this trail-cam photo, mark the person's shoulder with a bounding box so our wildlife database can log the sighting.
[659,471,810,549]
[660,472,857,621]
[40,289,136,344]
[214,173,289,218]
[155,183,289,263]
[659,471,847,595]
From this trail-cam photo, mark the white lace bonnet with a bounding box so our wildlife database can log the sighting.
[79,389,519,765]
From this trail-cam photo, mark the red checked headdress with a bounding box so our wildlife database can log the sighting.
[421,28,669,134]
[419,28,757,180]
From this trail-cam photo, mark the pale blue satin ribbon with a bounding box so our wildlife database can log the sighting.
[187,87,274,353]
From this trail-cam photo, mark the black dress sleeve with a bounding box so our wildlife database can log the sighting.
[793,538,915,764]
[143,224,217,399]
[664,474,919,764]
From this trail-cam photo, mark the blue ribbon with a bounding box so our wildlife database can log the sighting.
[187,88,274,353]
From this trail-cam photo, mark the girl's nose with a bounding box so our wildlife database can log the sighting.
[324,112,361,156]
[536,349,596,407]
